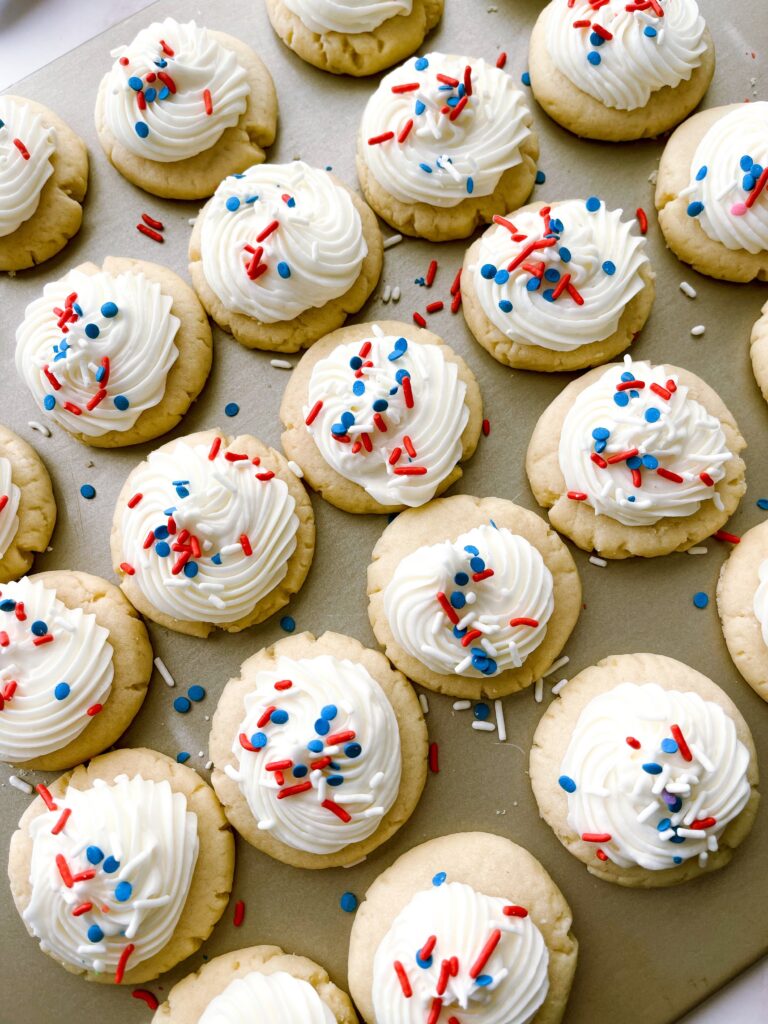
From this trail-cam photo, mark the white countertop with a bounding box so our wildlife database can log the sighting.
[0,1,765,1020]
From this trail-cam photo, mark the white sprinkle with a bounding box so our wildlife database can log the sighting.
[494,699,506,742]
[154,656,175,687]
[418,693,429,714]
[452,700,472,711]
[534,677,544,703]
[382,284,392,303]
[287,460,304,478]
[589,555,607,568]
[204,760,213,770]
[687,546,708,555]
[543,656,569,678]
[188,217,197,226]
[28,421,51,437]
[680,281,697,298]
[690,325,706,337]
[8,775,33,794]
[270,358,293,369]
[392,286,401,302]
[472,721,496,732]
[383,233,403,249]
[257,819,275,831]
[637,800,660,823]
[551,678,569,696]
[648,169,658,185]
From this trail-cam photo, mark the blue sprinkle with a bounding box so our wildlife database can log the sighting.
[224,402,239,417]
[331,423,346,436]
[293,764,308,778]
[587,51,602,65]
[327,774,344,786]
[103,856,120,874]
[415,57,429,70]
[642,455,659,470]
[454,572,469,586]
[645,407,661,423]
[86,846,103,865]
[753,164,764,179]
[174,696,191,714]
[558,775,577,793]
[114,395,129,411]
[673,856,683,863]
[352,380,365,396]
[31,620,48,636]
[388,337,408,361]
[474,702,490,721]
[277,261,291,279]
[526,277,541,291]
[480,263,497,280]
[661,738,678,754]
[469,557,485,572]
[251,732,268,749]
[155,525,169,539]
[183,561,198,578]
[54,682,70,701]
[158,87,170,100]
[341,411,355,428]
[144,87,157,103]
[281,616,296,632]
[432,871,447,886]
[188,685,206,702]
[87,925,104,943]
[614,391,629,407]
[590,32,605,46]
[211,553,222,565]
[642,762,663,775]
[321,704,337,720]
[627,456,642,470]
[627,496,636,502]
[544,268,561,283]
[586,196,601,212]
[481,659,498,676]
[476,975,493,987]
[550,218,563,233]
[315,718,330,736]
[757,498,768,510]
[80,484,96,500]
[464,545,479,555]
[415,100,426,115]
[373,399,389,412]
[592,427,610,441]
[657,818,672,832]
[693,591,709,609]
[101,301,118,318]
[271,709,289,725]
[466,176,474,194]
[602,260,616,275]
[559,246,572,263]
[743,174,756,191]
[225,196,241,212]
[670,835,686,844]
[695,165,708,180]
[419,162,432,174]
[416,952,433,969]
[155,541,170,557]
[0,600,14,612]
[307,739,324,753]
[450,591,466,609]
[621,372,635,382]
[687,201,704,217]
[644,25,657,37]
[453,626,467,639]
[740,154,754,172]
[134,121,149,139]
[350,355,363,370]
[176,752,191,763]
[499,299,513,313]
[115,881,133,902]
[44,394,56,410]
[84,323,100,339]
[494,269,510,285]
[128,77,143,91]
[521,71,531,86]
[345,742,362,758]
[535,170,546,185]
[542,288,554,302]
[340,892,357,913]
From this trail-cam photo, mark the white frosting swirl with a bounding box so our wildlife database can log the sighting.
[103,18,249,162]
[545,0,707,111]
[558,682,752,871]
[200,161,367,323]
[0,577,113,763]
[471,199,648,352]
[199,971,335,1024]
[227,653,401,854]
[558,355,731,527]
[752,559,768,648]
[360,52,533,208]
[305,325,468,507]
[681,102,768,254]
[23,774,198,976]
[283,0,412,34]
[0,96,55,238]
[372,880,549,1024]
[384,524,554,678]
[119,439,298,625]
[0,456,20,559]
[15,267,180,437]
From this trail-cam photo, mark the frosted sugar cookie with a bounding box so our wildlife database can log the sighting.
[717,520,768,703]
[357,52,539,240]
[530,653,759,887]
[8,748,234,983]
[0,424,55,584]
[656,101,768,282]
[529,0,714,141]
[348,831,578,1024]
[462,198,655,372]
[0,570,152,771]
[95,18,277,199]
[152,944,357,1023]
[189,161,382,351]
[750,298,768,405]
[280,321,482,513]
[110,429,315,636]
[526,355,746,558]
[265,0,444,77]
[0,96,88,272]
[210,630,427,868]
[368,495,582,699]
[15,257,212,447]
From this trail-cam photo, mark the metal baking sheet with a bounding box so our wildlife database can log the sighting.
[1,1,766,1022]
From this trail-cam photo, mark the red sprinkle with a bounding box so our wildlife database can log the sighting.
[426,260,438,287]
[393,961,413,998]
[233,899,245,926]
[393,465,427,475]
[509,617,539,627]
[132,990,159,1011]
[626,736,641,749]
[115,943,136,984]
[13,138,30,160]
[567,491,588,501]
[208,436,222,460]
[657,468,683,483]
[203,88,213,115]
[157,71,176,94]
[277,781,313,799]
[86,703,103,716]
[496,51,507,69]
[322,798,352,822]
[504,905,529,917]
[437,592,459,624]
[305,400,323,426]
[397,119,414,143]
[127,493,143,509]
[450,268,462,295]
[713,530,740,544]
[137,223,164,243]
[33,634,54,646]
[159,38,175,56]
[391,82,420,93]
[402,375,414,409]
[256,220,279,243]
[51,808,71,835]
[671,723,693,762]
[582,832,612,843]
[426,301,444,314]
[469,929,501,979]
[72,902,93,917]
[413,312,427,328]
[450,291,462,313]
[690,817,717,830]
[482,418,490,437]
[368,131,394,145]
[56,854,74,888]
[636,207,648,234]
[428,742,439,773]
[141,212,163,230]
[596,849,609,862]
[120,562,136,576]
[240,533,253,556]
[36,784,57,811]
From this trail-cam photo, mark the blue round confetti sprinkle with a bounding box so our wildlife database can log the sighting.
[144,87,157,103]
[465,545,479,555]
[31,620,48,636]
[559,247,572,263]
[155,525,169,539]
[307,739,324,753]
[695,165,708,180]
[327,774,344,786]
[644,408,661,425]
[673,856,683,863]
[350,355,363,370]
[340,892,357,913]
[416,952,433,969]
[586,196,601,212]
[174,696,191,714]
[602,260,616,275]
[345,742,362,758]
[753,165,764,179]
[644,25,657,36]
[103,856,120,874]
[188,685,205,702]
[277,261,291,279]
[587,51,602,65]
[627,456,642,470]
[466,176,474,194]
[740,154,754,172]
[101,301,118,318]
[80,484,96,500]
[614,391,629,407]
[558,775,577,793]
[414,99,426,115]
[226,196,240,212]
[87,925,104,943]
[592,427,610,441]
[693,591,709,609]
[670,835,686,844]
[114,395,129,410]
[526,277,541,291]
[115,881,133,902]
[183,561,198,578]
[482,659,498,675]
[521,71,531,86]
[687,201,704,217]
[469,557,485,572]
[450,591,466,609]
[224,402,240,418]
[661,738,678,754]
[453,626,467,639]
[419,162,432,174]
[352,380,365,396]
[474,702,490,721]
[251,732,267,749]
[341,411,355,428]
[315,718,330,736]
[84,323,100,339]
[621,374,635,384]
[642,762,663,775]
[657,818,672,832]
[454,572,469,586]
[544,268,561,283]
[128,77,143,91]
[499,299,513,313]
[135,121,149,139]
[86,846,103,865]
[480,263,497,280]
[271,709,289,725]
[331,423,347,436]
[321,704,337,720]
[743,173,756,191]
[156,541,170,557]
[494,269,510,285]
[476,975,493,987]
[415,57,429,70]
[176,752,191,763]
[373,399,388,412]
[293,764,308,778]
[590,32,604,46]
[280,616,296,632]
[432,871,447,886]
[757,499,768,510]
[54,682,70,700]
[642,454,659,470]
[542,289,555,302]
[535,170,546,185]
[0,600,15,611]
[44,394,56,410]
